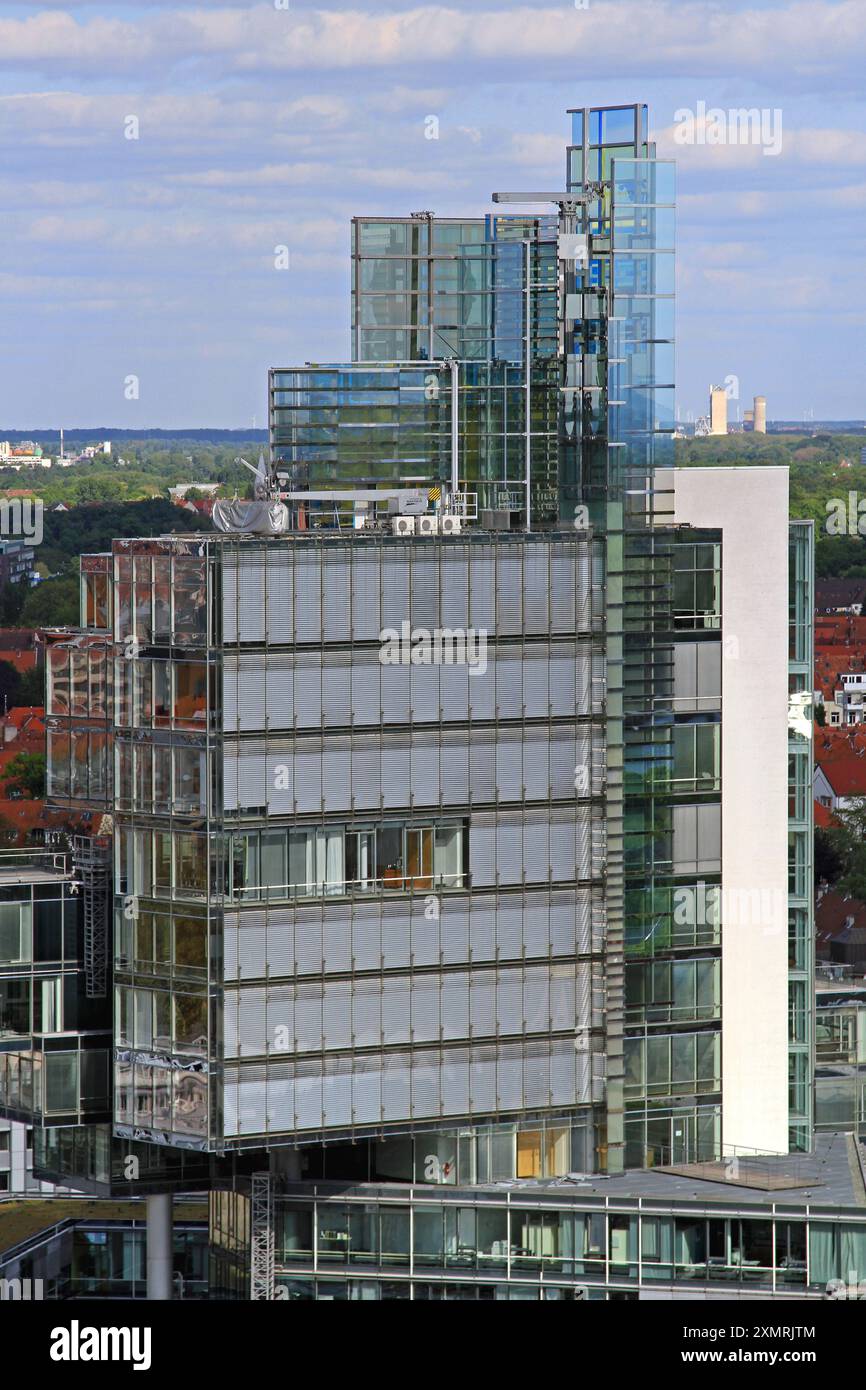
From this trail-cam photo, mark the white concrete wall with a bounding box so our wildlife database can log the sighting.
[671,466,790,1155]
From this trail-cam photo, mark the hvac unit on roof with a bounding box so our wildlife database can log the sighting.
[417,515,439,536]
[439,515,462,537]
[391,515,416,536]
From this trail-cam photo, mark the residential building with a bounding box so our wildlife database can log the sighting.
[813,727,866,809]
[0,629,40,675]
[815,580,866,615]
[0,541,35,588]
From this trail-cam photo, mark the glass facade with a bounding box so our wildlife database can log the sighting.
[18,104,810,1280]
[788,521,815,1149]
[209,1160,866,1301]
[0,853,110,1127]
[815,986,866,1134]
[0,1204,208,1300]
[217,532,607,1145]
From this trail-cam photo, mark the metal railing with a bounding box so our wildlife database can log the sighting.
[229,872,467,903]
[0,849,69,876]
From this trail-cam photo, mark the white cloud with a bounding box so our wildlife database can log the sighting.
[1,3,865,80]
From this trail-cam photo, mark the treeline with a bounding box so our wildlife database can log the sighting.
[677,434,866,578]
[0,499,214,628]
[0,440,260,507]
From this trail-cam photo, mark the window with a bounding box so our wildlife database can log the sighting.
[174,663,208,726]
[626,958,720,1025]
[48,646,70,714]
[624,1030,721,1100]
[672,803,721,876]
[230,821,465,901]
[173,557,208,644]
[0,901,32,964]
[345,830,376,891]
[434,827,463,886]
[671,722,720,792]
[673,541,721,631]
[173,747,206,815]
[36,977,63,1034]
[83,569,110,629]
[45,1053,78,1113]
[0,978,31,1040]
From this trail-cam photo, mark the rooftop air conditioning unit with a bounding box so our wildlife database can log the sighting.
[417,515,439,536]
[439,515,462,537]
[392,515,416,536]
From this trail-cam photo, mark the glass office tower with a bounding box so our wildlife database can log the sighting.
[6,103,813,1301]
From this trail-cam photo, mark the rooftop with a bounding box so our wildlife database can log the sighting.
[0,1198,207,1263]
[283,1134,866,1215]
[816,579,866,610]
[0,849,73,884]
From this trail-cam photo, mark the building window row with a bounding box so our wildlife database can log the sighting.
[115,659,210,731]
[271,1202,824,1291]
[230,821,466,902]
[114,552,209,647]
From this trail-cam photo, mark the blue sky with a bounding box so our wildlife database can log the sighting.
[0,0,864,428]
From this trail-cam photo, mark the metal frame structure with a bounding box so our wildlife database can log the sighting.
[250,1171,276,1301]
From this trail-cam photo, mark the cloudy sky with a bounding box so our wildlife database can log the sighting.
[0,0,864,428]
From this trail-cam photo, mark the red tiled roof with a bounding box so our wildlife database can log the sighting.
[814,799,839,828]
[0,707,45,739]
[6,705,44,724]
[0,629,36,649]
[817,753,866,797]
[813,614,866,698]
[815,725,866,752]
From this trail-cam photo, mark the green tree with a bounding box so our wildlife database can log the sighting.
[823,797,866,899]
[16,664,45,705]
[0,658,22,709]
[20,575,79,628]
[2,750,46,799]
[815,826,842,886]
[0,581,26,625]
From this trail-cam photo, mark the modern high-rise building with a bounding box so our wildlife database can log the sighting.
[754,395,768,433]
[0,102,820,1301]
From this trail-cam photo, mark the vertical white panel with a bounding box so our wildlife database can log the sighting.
[671,465,789,1154]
